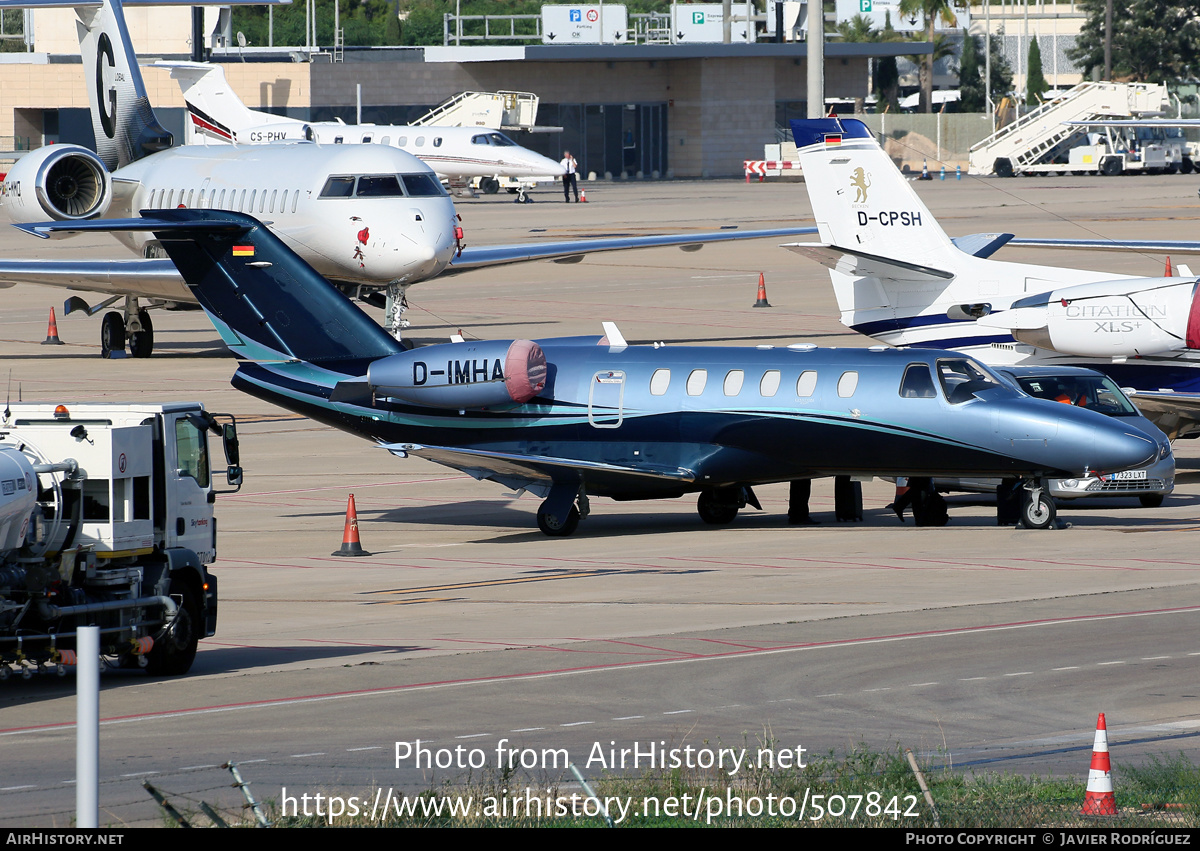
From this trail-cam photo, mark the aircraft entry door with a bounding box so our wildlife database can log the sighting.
[588,370,625,428]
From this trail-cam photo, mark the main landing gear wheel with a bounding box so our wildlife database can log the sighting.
[128,309,154,358]
[100,311,125,359]
[697,490,739,525]
[1019,489,1056,529]
[537,504,580,537]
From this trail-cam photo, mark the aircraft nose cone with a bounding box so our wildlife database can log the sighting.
[1094,426,1159,474]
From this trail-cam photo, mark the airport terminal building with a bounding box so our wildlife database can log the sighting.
[0,7,919,178]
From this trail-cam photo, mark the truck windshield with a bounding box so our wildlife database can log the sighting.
[175,419,211,487]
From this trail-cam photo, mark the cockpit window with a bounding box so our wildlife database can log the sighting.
[356,175,404,197]
[401,173,448,196]
[489,132,517,146]
[319,176,355,198]
[899,363,937,398]
[472,134,491,145]
[937,357,1002,404]
[1014,374,1138,416]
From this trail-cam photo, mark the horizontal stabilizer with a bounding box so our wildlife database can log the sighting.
[951,233,1015,259]
[782,243,954,281]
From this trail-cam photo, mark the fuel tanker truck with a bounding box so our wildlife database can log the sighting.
[0,402,241,679]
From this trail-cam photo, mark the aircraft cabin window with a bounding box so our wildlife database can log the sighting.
[760,370,781,397]
[270,189,278,213]
[686,369,708,396]
[248,189,257,211]
[415,136,425,147]
[433,137,443,147]
[186,189,194,207]
[381,136,390,146]
[401,173,448,196]
[218,189,226,208]
[900,364,937,398]
[837,371,859,398]
[238,189,246,211]
[280,190,287,211]
[292,190,299,213]
[723,370,744,396]
[320,176,356,198]
[258,190,267,213]
[198,189,206,207]
[796,370,817,398]
[398,136,407,146]
[357,175,404,197]
[649,368,671,396]
[334,136,344,144]
[362,135,372,144]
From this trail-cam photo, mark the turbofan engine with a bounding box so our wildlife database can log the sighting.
[367,339,547,409]
[0,144,112,222]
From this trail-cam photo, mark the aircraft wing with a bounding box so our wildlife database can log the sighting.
[1121,391,1200,440]
[447,227,817,273]
[385,442,695,497]
[1006,238,1200,254]
[0,258,186,300]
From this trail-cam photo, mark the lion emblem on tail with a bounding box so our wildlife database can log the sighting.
[850,168,871,203]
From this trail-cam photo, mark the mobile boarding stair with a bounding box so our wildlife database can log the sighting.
[968,82,1168,176]
[414,91,541,130]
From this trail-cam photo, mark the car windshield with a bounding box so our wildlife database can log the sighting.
[1014,374,1139,416]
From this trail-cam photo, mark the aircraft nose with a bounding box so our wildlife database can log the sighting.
[1091,423,1160,474]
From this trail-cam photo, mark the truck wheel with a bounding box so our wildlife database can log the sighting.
[1101,157,1123,177]
[1182,157,1195,175]
[537,504,579,537]
[1019,490,1056,529]
[100,311,125,359]
[129,310,154,358]
[1139,494,1164,508]
[480,177,501,195]
[697,490,739,525]
[146,576,200,676]
[993,158,1014,178]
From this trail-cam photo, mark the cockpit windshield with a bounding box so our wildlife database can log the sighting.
[471,132,518,147]
[936,357,1004,404]
[320,174,448,198]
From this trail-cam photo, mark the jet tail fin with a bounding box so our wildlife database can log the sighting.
[791,118,956,267]
[25,210,404,367]
[75,0,173,169]
[155,61,268,143]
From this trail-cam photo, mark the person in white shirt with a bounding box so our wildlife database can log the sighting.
[560,151,579,202]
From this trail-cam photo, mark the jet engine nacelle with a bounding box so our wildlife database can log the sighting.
[368,339,547,409]
[0,144,112,223]
[988,279,1200,357]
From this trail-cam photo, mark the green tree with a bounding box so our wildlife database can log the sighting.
[1025,35,1049,104]
[1068,0,1200,82]
[897,0,959,112]
[958,32,984,112]
[988,32,1015,102]
[836,12,903,112]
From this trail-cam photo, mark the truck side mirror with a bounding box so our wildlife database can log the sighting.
[222,423,240,467]
[226,465,243,488]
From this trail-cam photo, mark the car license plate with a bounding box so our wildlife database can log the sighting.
[1104,469,1147,481]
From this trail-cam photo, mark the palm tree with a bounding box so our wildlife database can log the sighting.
[897,0,959,112]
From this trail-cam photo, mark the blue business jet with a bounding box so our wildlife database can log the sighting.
[16,210,1167,535]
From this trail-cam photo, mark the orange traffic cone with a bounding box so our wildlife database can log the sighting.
[1081,713,1118,816]
[752,273,772,308]
[580,187,588,203]
[1165,256,1174,277]
[42,308,64,346]
[331,493,371,557]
